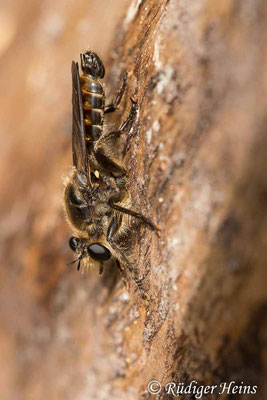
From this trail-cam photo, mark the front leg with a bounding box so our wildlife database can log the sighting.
[107,216,149,300]
[107,215,133,272]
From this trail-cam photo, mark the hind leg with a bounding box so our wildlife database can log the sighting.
[104,72,128,114]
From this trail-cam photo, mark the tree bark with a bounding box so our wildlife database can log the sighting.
[1,0,267,399]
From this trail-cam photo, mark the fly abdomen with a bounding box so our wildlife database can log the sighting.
[80,74,104,142]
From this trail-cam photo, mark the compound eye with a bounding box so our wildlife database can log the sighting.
[87,243,111,261]
[69,237,79,252]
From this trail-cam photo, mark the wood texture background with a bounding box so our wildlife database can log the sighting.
[0,0,267,399]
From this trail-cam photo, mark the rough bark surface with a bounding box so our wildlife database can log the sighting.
[0,0,267,399]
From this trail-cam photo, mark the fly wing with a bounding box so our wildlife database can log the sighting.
[71,61,89,178]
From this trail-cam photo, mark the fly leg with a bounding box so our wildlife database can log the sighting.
[118,97,137,134]
[103,97,138,138]
[107,216,149,300]
[94,151,126,177]
[104,72,127,114]
[108,200,160,236]
[94,97,138,177]
[115,260,129,290]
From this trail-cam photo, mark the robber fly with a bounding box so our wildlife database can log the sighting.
[63,51,159,295]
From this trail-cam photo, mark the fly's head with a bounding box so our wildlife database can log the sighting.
[80,51,105,79]
[68,236,112,271]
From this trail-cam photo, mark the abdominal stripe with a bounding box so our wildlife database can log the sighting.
[81,89,103,98]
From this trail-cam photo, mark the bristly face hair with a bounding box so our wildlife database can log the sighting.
[63,51,159,297]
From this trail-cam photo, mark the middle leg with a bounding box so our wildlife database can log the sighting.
[108,199,160,234]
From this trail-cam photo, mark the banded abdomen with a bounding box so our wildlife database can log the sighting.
[80,74,105,143]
